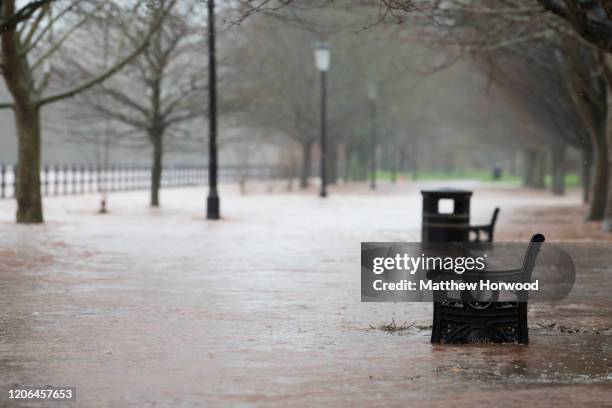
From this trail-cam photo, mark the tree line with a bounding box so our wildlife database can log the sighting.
[3,0,612,231]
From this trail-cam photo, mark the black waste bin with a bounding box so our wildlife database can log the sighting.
[421,188,472,243]
[492,166,503,181]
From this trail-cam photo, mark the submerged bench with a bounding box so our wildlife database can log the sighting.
[468,207,500,243]
[429,233,545,344]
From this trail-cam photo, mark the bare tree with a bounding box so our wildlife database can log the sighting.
[231,9,424,188]
[66,0,205,207]
[0,0,173,223]
[375,0,612,221]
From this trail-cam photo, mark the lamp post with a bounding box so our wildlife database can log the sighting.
[314,42,330,198]
[368,82,378,190]
[206,0,220,219]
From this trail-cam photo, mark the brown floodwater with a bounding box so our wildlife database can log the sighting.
[0,181,610,407]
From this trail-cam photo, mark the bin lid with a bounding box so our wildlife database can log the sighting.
[421,188,473,197]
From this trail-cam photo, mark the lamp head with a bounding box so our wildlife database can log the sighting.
[314,42,330,72]
[368,83,378,100]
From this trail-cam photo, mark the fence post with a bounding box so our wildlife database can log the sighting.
[79,165,85,194]
[119,166,123,191]
[62,165,68,195]
[52,165,58,195]
[126,166,132,191]
[43,165,49,196]
[113,166,118,192]
[70,165,76,194]
[107,166,112,192]
[13,163,18,198]
[138,166,143,189]
[97,165,103,193]
[134,166,138,189]
[114,166,119,192]
[118,166,123,191]
[0,164,5,199]
[87,165,93,193]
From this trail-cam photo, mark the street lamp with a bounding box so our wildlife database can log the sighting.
[314,42,330,198]
[368,82,378,190]
[206,0,220,219]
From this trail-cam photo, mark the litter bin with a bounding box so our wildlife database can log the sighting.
[492,166,503,181]
[421,188,472,243]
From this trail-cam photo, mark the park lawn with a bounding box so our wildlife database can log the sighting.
[376,170,581,188]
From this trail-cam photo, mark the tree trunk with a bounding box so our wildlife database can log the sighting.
[602,89,612,229]
[150,132,163,207]
[285,148,297,191]
[586,135,608,220]
[327,141,337,185]
[299,140,312,189]
[524,149,547,189]
[561,47,607,219]
[411,136,420,180]
[601,55,612,230]
[443,152,454,174]
[412,160,419,180]
[508,150,518,177]
[369,145,377,189]
[390,149,398,184]
[343,145,352,183]
[240,173,247,195]
[523,148,537,187]
[1,14,43,224]
[337,143,346,184]
[533,151,546,189]
[398,146,407,173]
[581,149,593,204]
[348,147,366,182]
[550,143,566,196]
[15,103,43,223]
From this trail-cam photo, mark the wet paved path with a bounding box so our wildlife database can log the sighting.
[0,182,610,407]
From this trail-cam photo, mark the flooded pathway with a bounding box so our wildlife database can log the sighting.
[0,182,610,407]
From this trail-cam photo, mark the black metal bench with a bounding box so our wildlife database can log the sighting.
[468,207,500,243]
[429,233,545,344]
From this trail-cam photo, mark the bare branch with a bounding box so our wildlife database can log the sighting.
[537,0,612,53]
[31,2,103,72]
[22,1,49,46]
[0,0,58,32]
[21,0,79,55]
[38,0,177,107]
